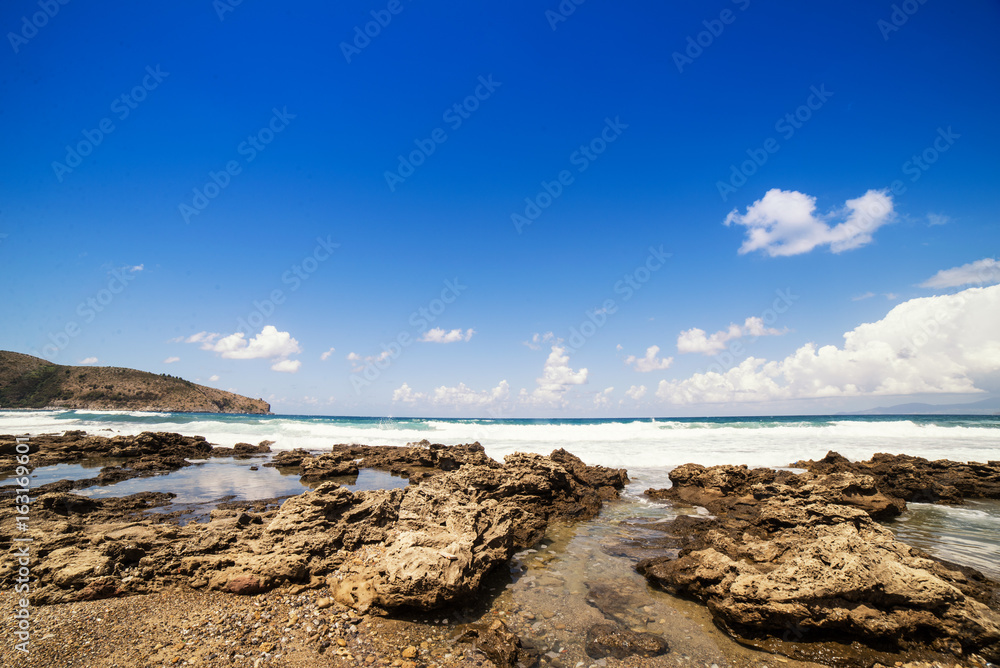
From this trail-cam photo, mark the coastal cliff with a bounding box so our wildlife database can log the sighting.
[0,351,270,414]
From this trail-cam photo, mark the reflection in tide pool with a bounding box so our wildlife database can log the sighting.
[884,500,1000,580]
[75,458,409,504]
[0,458,128,487]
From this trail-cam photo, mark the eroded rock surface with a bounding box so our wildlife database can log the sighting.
[639,463,1000,665]
[0,441,627,616]
[792,450,1000,504]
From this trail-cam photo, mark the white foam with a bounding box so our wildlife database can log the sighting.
[1,411,996,471]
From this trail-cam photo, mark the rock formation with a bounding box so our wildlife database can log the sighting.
[639,463,1000,665]
[0,436,628,618]
[792,450,1000,504]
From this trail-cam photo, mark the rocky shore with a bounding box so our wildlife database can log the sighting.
[639,455,1000,666]
[2,434,999,668]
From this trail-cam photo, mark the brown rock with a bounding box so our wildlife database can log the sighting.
[458,620,537,668]
[225,575,264,595]
[792,450,1000,504]
[637,462,1000,664]
[584,621,669,659]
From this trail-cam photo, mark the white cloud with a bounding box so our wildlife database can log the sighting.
[392,383,425,404]
[919,258,1000,289]
[432,380,509,408]
[128,264,144,272]
[594,387,614,407]
[625,384,647,401]
[523,331,556,350]
[186,332,218,345]
[79,357,98,365]
[320,347,336,361]
[852,292,876,302]
[658,285,1000,404]
[163,356,180,364]
[529,345,588,406]
[677,317,786,356]
[419,327,475,343]
[724,188,894,257]
[624,345,674,372]
[927,213,951,227]
[270,359,301,373]
[208,374,220,382]
[184,326,301,371]
[201,326,301,360]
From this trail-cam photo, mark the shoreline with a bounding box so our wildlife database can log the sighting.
[1,430,998,667]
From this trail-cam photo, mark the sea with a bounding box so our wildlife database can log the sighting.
[2,410,999,578]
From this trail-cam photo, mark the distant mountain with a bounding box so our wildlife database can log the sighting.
[842,396,1000,416]
[0,351,270,414]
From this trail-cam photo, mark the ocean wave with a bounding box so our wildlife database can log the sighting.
[2,411,997,472]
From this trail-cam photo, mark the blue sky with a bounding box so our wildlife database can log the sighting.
[2,0,998,416]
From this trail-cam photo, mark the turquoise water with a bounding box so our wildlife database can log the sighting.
[2,411,997,471]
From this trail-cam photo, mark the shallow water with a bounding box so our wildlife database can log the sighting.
[0,458,128,487]
[481,486,808,667]
[883,499,1000,580]
[73,458,409,504]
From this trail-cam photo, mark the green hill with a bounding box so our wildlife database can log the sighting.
[0,351,270,414]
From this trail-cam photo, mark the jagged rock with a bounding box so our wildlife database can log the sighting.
[584,622,669,659]
[0,441,626,612]
[263,448,312,468]
[211,441,273,457]
[299,453,359,481]
[458,620,538,668]
[326,440,494,479]
[648,462,905,520]
[792,451,1000,504]
[638,463,1000,664]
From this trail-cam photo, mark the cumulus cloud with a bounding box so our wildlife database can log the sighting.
[677,317,786,355]
[919,258,1000,289]
[208,374,220,382]
[529,345,588,406]
[658,285,1000,404]
[320,347,336,361]
[927,213,951,227]
[724,189,894,257]
[270,359,301,373]
[392,383,425,404]
[420,327,475,343]
[523,331,556,350]
[184,325,301,371]
[201,326,301,360]
[163,356,180,364]
[624,345,673,372]
[432,381,509,407]
[594,387,614,407]
[625,384,647,401]
[79,357,98,365]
